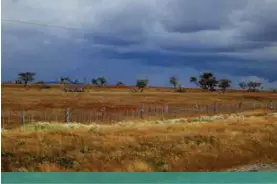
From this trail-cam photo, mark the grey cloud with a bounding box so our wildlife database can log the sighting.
[234,0,277,42]
[2,0,277,84]
[160,0,248,33]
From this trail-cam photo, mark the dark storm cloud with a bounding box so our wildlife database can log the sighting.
[2,0,277,87]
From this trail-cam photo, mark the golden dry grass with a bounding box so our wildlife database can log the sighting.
[2,85,277,171]
[2,111,277,172]
[2,85,277,110]
[2,85,277,129]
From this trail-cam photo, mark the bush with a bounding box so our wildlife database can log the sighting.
[41,85,51,89]
[175,85,186,93]
[271,89,277,93]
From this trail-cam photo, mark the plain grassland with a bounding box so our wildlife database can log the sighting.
[1,85,277,171]
[2,84,277,110]
[2,85,277,128]
[2,111,277,171]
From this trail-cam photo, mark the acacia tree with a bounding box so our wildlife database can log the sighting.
[190,72,218,91]
[169,76,179,89]
[136,79,148,92]
[218,79,232,93]
[18,72,36,87]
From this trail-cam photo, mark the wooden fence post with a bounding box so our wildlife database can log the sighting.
[65,108,70,123]
[2,113,4,130]
[140,104,144,119]
[213,103,216,114]
[31,112,34,123]
[164,104,169,114]
[195,104,199,114]
[270,101,273,110]
[20,109,25,125]
[8,111,11,125]
[126,109,129,118]
[101,107,105,121]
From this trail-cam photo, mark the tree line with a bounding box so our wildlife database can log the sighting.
[13,72,265,93]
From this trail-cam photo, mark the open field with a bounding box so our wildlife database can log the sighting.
[2,85,277,129]
[1,85,277,172]
[2,111,277,171]
[2,85,277,110]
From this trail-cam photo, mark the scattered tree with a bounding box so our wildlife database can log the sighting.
[271,89,277,93]
[60,77,70,84]
[97,77,107,87]
[218,79,232,93]
[84,78,88,84]
[35,81,45,84]
[169,76,179,89]
[190,77,200,88]
[238,81,262,92]
[247,81,262,92]
[190,72,218,91]
[60,77,65,84]
[175,84,186,93]
[116,81,124,86]
[136,79,148,92]
[18,72,36,87]
[238,82,247,90]
[91,78,98,86]
[15,80,22,84]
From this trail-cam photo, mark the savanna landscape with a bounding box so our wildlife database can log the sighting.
[3,0,277,175]
[1,73,277,172]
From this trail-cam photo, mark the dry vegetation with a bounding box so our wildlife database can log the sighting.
[2,111,277,172]
[1,85,277,172]
[2,84,277,111]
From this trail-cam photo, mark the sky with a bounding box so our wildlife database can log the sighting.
[1,0,277,88]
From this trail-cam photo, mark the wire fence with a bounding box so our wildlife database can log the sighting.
[2,101,277,129]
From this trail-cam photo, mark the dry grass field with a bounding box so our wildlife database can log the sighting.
[2,111,277,171]
[1,85,277,171]
[2,85,277,111]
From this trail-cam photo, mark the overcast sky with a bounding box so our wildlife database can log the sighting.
[2,0,277,88]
